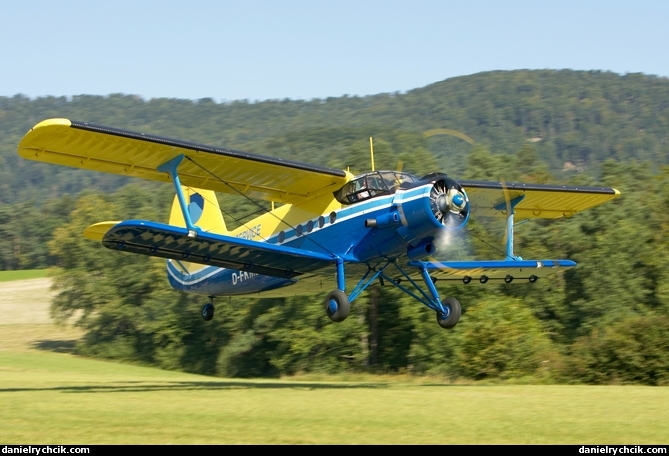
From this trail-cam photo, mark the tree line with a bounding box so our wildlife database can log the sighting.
[10,145,666,385]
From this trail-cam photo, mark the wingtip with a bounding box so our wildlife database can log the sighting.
[18,118,74,159]
[30,118,72,130]
[83,221,122,241]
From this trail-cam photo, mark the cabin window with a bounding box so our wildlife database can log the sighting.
[334,172,419,205]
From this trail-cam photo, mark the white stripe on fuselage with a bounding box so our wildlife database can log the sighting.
[271,185,430,245]
[167,261,221,285]
[165,184,431,287]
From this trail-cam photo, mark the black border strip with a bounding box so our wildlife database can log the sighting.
[70,121,347,178]
[459,179,617,194]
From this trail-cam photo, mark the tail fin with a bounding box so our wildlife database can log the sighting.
[169,187,227,234]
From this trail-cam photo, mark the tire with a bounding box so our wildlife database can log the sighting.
[201,303,215,321]
[324,289,350,323]
[436,297,461,329]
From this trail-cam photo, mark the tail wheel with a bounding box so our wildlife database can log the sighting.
[201,303,215,321]
[324,289,350,323]
[436,297,461,329]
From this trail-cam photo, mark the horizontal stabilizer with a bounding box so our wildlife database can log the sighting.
[102,220,336,279]
[411,259,576,283]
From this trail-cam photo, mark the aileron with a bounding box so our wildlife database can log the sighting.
[415,259,576,282]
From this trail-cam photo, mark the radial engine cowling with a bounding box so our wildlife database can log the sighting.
[393,174,470,247]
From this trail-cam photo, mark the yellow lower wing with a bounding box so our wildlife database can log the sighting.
[83,221,121,241]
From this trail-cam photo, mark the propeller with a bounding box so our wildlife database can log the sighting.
[429,177,469,230]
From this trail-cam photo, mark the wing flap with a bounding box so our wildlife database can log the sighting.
[102,220,336,279]
[461,180,619,219]
[18,119,351,203]
[412,259,576,282]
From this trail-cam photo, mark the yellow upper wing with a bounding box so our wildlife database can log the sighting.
[18,119,353,204]
[461,180,620,220]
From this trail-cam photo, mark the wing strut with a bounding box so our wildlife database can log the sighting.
[157,154,200,236]
[495,194,525,261]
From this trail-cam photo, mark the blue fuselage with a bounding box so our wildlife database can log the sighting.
[167,183,440,297]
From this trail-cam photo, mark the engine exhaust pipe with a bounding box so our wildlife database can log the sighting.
[365,211,400,228]
[407,242,436,260]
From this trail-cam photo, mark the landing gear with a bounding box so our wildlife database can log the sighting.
[436,297,461,329]
[201,298,215,321]
[324,289,350,322]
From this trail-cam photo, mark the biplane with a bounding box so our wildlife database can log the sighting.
[18,118,619,328]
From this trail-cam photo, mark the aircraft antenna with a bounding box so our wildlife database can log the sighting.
[370,137,375,171]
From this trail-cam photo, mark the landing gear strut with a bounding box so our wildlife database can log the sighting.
[323,259,465,329]
[201,297,215,321]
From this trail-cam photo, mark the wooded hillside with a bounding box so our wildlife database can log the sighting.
[2,70,668,203]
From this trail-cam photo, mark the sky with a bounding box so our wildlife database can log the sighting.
[1,0,668,102]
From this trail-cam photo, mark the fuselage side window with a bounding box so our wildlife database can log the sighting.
[334,171,419,205]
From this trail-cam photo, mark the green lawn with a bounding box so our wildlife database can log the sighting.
[0,269,49,282]
[0,278,668,444]
[1,332,668,443]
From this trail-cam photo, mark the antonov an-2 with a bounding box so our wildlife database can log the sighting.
[18,119,619,328]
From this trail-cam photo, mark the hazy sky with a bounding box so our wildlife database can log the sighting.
[1,0,667,102]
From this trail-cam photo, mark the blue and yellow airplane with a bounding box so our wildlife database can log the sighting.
[18,119,619,328]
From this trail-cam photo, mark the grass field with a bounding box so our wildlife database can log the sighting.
[0,269,49,282]
[1,276,668,444]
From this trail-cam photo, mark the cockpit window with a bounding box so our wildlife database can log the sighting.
[334,171,419,205]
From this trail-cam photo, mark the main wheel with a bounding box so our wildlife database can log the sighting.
[201,303,215,321]
[324,289,350,322]
[436,297,461,329]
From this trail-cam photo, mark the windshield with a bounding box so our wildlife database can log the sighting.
[335,171,419,205]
